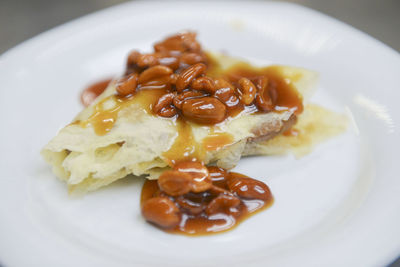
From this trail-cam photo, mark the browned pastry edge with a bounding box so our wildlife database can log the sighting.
[248,114,297,143]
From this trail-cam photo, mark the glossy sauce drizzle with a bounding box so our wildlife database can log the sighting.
[80,79,112,107]
[141,163,273,235]
[223,63,303,115]
[202,132,234,151]
[79,88,166,135]
[161,119,204,166]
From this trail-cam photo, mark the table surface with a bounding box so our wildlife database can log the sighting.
[0,0,398,266]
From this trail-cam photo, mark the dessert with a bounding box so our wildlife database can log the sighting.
[42,32,347,235]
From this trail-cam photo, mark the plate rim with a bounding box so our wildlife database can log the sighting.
[0,1,399,266]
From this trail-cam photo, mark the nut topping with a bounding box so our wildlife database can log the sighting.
[141,161,273,235]
[181,97,226,125]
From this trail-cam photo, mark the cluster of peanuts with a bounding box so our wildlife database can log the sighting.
[141,161,272,229]
[115,32,277,125]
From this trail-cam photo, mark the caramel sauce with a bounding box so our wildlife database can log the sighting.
[283,128,299,137]
[83,96,121,135]
[79,88,167,135]
[176,198,272,235]
[162,119,205,166]
[224,63,303,115]
[202,132,234,151]
[80,79,112,107]
[141,169,273,236]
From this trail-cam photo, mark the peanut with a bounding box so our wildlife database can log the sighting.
[126,50,141,67]
[169,73,178,85]
[214,87,240,108]
[158,56,180,70]
[255,76,274,112]
[191,76,215,94]
[205,194,241,216]
[141,197,181,229]
[158,170,192,196]
[173,161,212,193]
[175,63,207,92]
[176,196,204,215]
[116,73,138,96]
[208,166,228,188]
[181,32,201,52]
[173,90,205,109]
[180,52,205,65]
[138,65,173,84]
[154,32,200,53]
[214,78,235,90]
[181,97,226,124]
[153,93,177,118]
[137,53,159,67]
[237,77,257,105]
[227,173,272,201]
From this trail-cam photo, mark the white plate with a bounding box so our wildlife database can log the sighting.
[0,1,399,266]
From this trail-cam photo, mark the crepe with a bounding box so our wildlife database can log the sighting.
[41,54,321,193]
[244,104,348,157]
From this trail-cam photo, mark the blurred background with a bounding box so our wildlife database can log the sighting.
[0,0,399,54]
[0,0,398,266]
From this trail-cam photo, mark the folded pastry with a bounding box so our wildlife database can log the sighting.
[41,32,338,193]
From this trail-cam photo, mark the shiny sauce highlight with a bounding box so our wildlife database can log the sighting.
[80,79,112,107]
[224,63,303,115]
[141,167,273,236]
